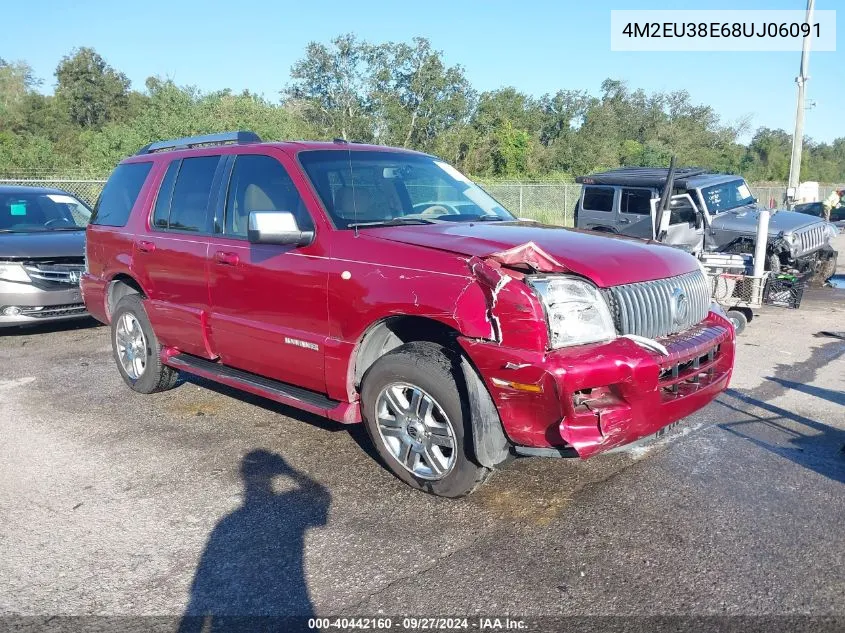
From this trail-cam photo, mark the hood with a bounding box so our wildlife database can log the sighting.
[0,230,86,260]
[712,205,821,236]
[368,221,699,287]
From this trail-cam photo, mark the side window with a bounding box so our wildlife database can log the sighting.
[167,156,219,233]
[91,162,153,227]
[152,160,180,229]
[620,189,652,215]
[224,154,313,238]
[582,187,615,212]
[669,199,697,225]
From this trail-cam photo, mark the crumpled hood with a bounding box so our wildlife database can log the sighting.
[713,205,823,236]
[0,230,86,260]
[369,221,699,287]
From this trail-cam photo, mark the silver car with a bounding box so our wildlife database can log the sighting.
[0,186,92,327]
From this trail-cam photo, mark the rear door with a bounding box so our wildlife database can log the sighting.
[578,186,617,230]
[206,152,329,393]
[618,187,654,230]
[134,155,223,358]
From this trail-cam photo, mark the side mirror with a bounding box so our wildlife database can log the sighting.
[248,211,313,246]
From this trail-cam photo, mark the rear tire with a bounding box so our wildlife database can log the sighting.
[111,294,179,394]
[360,342,491,498]
[726,309,748,335]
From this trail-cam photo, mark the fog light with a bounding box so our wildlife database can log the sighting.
[2,306,22,316]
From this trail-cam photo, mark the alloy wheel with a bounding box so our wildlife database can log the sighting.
[115,312,148,379]
[375,382,457,480]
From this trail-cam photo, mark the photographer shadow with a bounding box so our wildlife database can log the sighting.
[178,450,330,632]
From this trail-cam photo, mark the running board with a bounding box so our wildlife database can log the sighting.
[164,352,361,424]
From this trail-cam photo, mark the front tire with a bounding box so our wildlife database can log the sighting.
[360,342,491,498]
[111,294,179,394]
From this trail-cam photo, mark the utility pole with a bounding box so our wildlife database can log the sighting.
[786,0,816,208]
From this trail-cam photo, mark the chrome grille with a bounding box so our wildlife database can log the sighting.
[22,261,84,288]
[606,270,711,339]
[795,224,826,256]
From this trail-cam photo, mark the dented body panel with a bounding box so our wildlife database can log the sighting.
[460,312,734,457]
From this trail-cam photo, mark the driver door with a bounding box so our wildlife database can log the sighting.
[663,194,705,253]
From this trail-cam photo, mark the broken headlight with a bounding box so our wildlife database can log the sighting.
[528,276,616,349]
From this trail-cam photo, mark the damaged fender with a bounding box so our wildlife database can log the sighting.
[465,241,566,348]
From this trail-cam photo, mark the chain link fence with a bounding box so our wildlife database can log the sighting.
[0,179,107,206]
[0,178,837,227]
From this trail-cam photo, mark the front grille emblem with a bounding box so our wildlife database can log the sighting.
[671,288,689,325]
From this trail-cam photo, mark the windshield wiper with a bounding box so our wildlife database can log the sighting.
[347,218,436,229]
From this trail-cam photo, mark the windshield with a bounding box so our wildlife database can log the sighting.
[700,179,755,214]
[299,150,515,228]
[0,192,91,232]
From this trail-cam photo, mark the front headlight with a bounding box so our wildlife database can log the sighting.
[822,223,839,241]
[528,276,617,348]
[0,263,31,283]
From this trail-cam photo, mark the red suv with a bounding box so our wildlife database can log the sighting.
[82,131,735,497]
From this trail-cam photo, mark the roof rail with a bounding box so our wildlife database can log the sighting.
[136,131,262,155]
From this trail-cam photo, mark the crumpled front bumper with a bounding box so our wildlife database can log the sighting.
[459,312,735,458]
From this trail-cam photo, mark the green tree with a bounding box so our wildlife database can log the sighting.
[283,33,373,141]
[369,38,474,151]
[55,47,131,128]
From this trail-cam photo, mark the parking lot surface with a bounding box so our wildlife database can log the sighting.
[1,261,843,622]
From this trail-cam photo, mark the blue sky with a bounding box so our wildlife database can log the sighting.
[2,0,842,142]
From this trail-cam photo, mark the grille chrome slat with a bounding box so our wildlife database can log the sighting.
[607,270,710,339]
[794,224,826,256]
[22,263,84,287]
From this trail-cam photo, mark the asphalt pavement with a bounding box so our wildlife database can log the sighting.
[1,247,843,628]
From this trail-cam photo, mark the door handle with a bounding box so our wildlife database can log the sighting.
[136,240,156,253]
[619,218,631,224]
[214,251,239,266]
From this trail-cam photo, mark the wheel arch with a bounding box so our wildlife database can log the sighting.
[107,274,146,321]
[352,315,511,468]
[352,315,462,389]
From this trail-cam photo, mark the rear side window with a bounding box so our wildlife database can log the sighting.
[224,155,313,238]
[582,187,614,212]
[157,156,219,233]
[620,188,652,215]
[91,162,153,227]
[152,160,180,229]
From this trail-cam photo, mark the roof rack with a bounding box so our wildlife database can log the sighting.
[136,131,262,155]
[576,166,709,187]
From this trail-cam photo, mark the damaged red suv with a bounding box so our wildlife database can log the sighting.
[82,131,735,497]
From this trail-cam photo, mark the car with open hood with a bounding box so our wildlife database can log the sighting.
[0,186,91,327]
[82,132,735,497]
